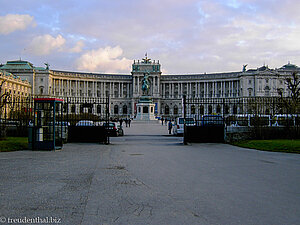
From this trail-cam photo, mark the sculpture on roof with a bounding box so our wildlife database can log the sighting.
[142,52,151,64]
[243,64,248,72]
[44,63,50,70]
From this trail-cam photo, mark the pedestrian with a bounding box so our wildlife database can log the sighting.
[165,118,167,126]
[161,118,164,125]
[125,118,128,127]
[128,118,131,127]
[168,120,173,134]
[119,118,123,126]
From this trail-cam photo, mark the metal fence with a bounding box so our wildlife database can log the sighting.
[183,96,300,142]
[183,96,300,126]
[0,96,33,137]
[0,96,110,143]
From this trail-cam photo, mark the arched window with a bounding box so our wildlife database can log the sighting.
[165,105,170,115]
[265,86,270,96]
[39,86,44,95]
[224,105,230,114]
[174,105,178,115]
[71,105,76,113]
[200,105,204,115]
[97,105,101,114]
[233,105,237,114]
[123,105,127,114]
[191,105,196,114]
[208,105,213,114]
[216,105,221,114]
[114,105,119,114]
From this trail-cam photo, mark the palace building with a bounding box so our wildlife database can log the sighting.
[0,70,31,100]
[0,56,298,118]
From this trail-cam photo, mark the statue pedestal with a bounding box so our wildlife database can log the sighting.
[136,96,156,120]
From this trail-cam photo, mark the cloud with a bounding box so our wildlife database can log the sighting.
[28,34,66,55]
[0,14,36,35]
[76,46,132,73]
[69,40,85,53]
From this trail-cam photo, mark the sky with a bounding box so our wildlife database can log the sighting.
[0,0,300,74]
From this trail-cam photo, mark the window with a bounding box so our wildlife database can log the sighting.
[248,88,253,96]
[123,105,127,114]
[200,105,204,115]
[143,106,148,113]
[216,105,221,114]
[71,105,76,113]
[233,105,237,114]
[97,105,101,114]
[165,105,170,115]
[174,105,178,115]
[191,105,195,114]
[114,105,118,114]
[265,86,270,96]
[208,105,213,114]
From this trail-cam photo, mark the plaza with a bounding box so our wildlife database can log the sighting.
[0,121,299,224]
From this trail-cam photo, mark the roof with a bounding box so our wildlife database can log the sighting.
[1,60,34,70]
[280,62,298,70]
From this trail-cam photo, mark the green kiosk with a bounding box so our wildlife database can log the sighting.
[31,98,64,150]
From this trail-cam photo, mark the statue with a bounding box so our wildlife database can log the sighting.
[243,64,248,72]
[44,62,50,70]
[141,72,150,95]
[142,52,151,64]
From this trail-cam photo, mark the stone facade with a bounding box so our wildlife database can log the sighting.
[0,70,31,100]
[1,58,298,118]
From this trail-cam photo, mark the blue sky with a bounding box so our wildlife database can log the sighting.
[1,0,300,74]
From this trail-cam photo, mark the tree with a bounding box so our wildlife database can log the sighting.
[0,79,11,138]
[277,71,300,114]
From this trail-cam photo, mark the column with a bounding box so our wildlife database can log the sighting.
[127,83,130,98]
[109,82,111,97]
[157,76,160,96]
[180,83,183,97]
[137,77,140,95]
[60,79,63,96]
[120,82,123,98]
[75,81,77,97]
[95,81,97,97]
[113,82,115,98]
[213,82,216,97]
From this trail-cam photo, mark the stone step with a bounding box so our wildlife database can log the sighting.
[132,120,160,124]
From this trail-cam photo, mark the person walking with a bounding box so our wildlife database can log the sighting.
[161,118,164,125]
[128,118,131,127]
[125,118,128,127]
[168,120,173,134]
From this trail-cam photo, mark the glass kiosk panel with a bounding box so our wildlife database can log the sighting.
[32,98,64,150]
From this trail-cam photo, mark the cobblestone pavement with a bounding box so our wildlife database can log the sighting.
[0,121,299,225]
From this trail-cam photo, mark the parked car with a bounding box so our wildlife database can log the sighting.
[103,122,119,136]
[76,120,95,126]
[173,117,195,136]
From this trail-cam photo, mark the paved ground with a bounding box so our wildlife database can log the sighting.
[0,121,300,225]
